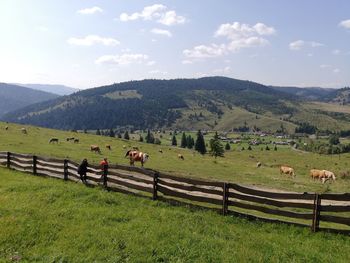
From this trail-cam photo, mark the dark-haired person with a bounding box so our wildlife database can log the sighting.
[77,158,88,183]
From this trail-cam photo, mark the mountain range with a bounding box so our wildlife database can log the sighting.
[0,83,59,118]
[2,77,350,133]
[14,83,78,96]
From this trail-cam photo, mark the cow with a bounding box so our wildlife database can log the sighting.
[159,149,163,153]
[90,145,101,154]
[106,145,112,150]
[178,154,184,160]
[256,162,261,168]
[66,137,75,142]
[5,126,8,130]
[125,150,149,167]
[310,169,325,180]
[280,165,295,177]
[74,138,79,143]
[122,145,126,149]
[49,138,59,144]
[320,170,336,184]
[21,128,27,134]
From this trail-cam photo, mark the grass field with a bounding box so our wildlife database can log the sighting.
[0,167,349,262]
[1,122,350,193]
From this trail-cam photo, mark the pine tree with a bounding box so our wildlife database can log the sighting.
[248,145,252,150]
[124,130,130,140]
[181,132,187,148]
[117,132,122,139]
[187,135,194,149]
[109,129,115,137]
[139,135,144,142]
[265,145,270,151]
[172,135,177,146]
[146,130,155,144]
[274,145,277,151]
[96,129,101,135]
[209,132,224,158]
[195,130,207,154]
[225,142,231,150]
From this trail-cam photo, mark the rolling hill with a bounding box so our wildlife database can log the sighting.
[0,83,59,118]
[2,77,350,132]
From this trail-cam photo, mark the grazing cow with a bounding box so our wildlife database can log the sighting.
[280,165,295,177]
[74,138,79,143]
[106,145,112,150]
[310,169,325,180]
[66,137,75,142]
[21,128,27,134]
[178,154,184,160]
[90,145,101,154]
[256,162,261,168]
[49,138,59,144]
[123,145,126,149]
[320,170,336,184]
[5,126,8,130]
[125,150,149,167]
[159,149,163,153]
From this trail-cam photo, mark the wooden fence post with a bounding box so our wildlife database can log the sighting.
[311,193,321,232]
[103,164,108,189]
[153,172,159,200]
[63,159,68,181]
[222,182,229,216]
[33,155,37,175]
[6,152,10,168]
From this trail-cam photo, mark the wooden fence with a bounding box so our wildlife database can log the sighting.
[0,151,349,235]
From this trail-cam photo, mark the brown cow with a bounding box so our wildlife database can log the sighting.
[125,150,149,167]
[74,138,79,143]
[320,170,336,183]
[5,126,8,130]
[49,138,59,144]
[21,128,27,134]
[256,162,262,168]
[310,169,325,180]
[106,145,111,150]
[90,145,101,154]
[280,165,295,177]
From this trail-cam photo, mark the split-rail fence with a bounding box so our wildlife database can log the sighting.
[0,151,349,235]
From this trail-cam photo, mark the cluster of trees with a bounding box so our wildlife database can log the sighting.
[295,122,317,134]
[298,134,350,154]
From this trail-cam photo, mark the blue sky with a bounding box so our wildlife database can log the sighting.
[0,0,349,89]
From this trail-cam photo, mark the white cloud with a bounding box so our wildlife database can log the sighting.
[67,35,120,46]
[289,40,305,50]
[215,22,276,40]
[183,44,227,58]
[158,11,186,26]
[289,40,324,50]
[78,6,103,15]
[339,19,350,29]
[332,49,341,55]
[95,53,149,65]
[119,4,186,26]
[333,68,340,74]
[227,36,269,52]
[151,28,172,37]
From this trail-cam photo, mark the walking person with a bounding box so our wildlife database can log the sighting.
[77,158,88,184]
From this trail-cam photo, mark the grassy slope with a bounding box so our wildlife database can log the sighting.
[0,168,349,262]
[1,122,350,193]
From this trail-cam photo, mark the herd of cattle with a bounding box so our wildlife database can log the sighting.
[2,126,338,183]
[278,165,336,184]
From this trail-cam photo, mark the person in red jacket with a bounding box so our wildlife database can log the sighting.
[100,158,109,188]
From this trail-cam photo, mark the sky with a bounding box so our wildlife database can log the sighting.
[0,0,349,89]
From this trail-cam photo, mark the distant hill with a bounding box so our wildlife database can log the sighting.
[0,83,59,118]
[270,86,334,101]
[14,83,78,96]
[3,77,350,132]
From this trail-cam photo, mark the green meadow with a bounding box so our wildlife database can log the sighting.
[0,167,349,262]
[1,122,350,193]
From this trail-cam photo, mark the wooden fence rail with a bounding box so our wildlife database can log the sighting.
[0,151,349,235]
